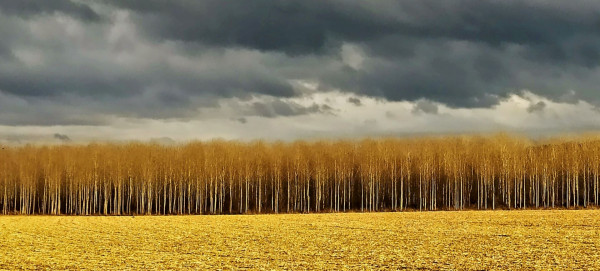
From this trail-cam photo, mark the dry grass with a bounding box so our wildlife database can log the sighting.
[1,210,599,270]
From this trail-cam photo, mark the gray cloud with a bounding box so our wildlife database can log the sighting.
[0,9,295,124]
[110,0,600,108]
[412,100,439,115]
[106,0,398,55]
[249,99,332,118]
[0,0,101,21]
[106,0,600,107]
[1,1,600,127]
[527,101,547,113]
[107,1,600,59]
[347,97,362,106]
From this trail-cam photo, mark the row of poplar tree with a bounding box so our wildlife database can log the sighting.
[1,135,600,215]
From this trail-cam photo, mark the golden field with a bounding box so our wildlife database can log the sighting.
[1,210,600,270]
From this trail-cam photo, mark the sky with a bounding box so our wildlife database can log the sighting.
[1,0,600,144]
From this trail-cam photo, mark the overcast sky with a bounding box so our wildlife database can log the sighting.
[1,0,600,143]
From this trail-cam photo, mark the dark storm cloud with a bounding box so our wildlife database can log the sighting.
[0,0,101,21]
[249,99,332,118]
[107,1,600,58]
[320,43,518,108]
[106,0,398,55]
[1,0,600,126]
[0,93,112,126]
[107,0,600,107]
[0,47,294,101]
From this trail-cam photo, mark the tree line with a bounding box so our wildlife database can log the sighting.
[1,134,599,215]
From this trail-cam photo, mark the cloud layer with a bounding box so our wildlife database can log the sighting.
[1,1,600,140]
